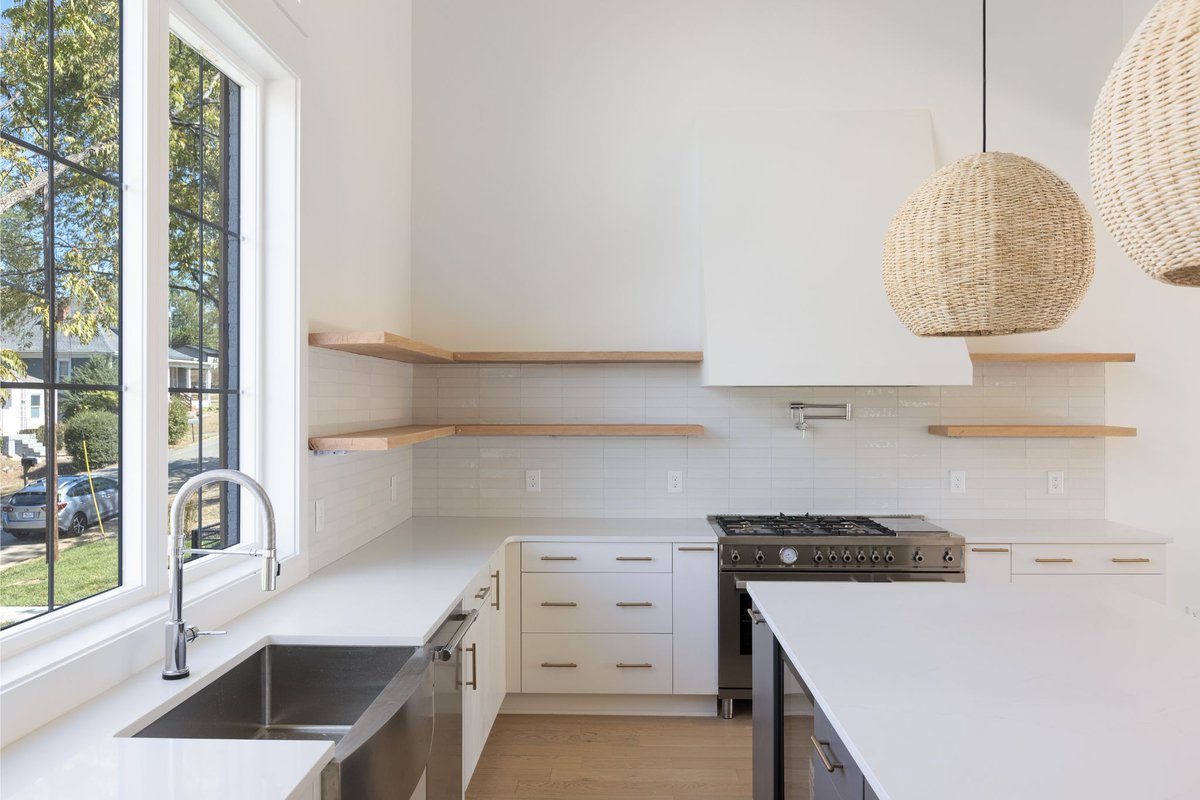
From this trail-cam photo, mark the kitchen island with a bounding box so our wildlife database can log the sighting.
[746,582,1200,800]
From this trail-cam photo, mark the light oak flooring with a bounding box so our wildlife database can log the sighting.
[466,712,782,800]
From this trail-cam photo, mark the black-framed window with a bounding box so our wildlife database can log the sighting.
[1,0,123,629]
[166,34,240,560]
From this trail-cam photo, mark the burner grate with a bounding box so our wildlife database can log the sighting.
[713,513,898,537]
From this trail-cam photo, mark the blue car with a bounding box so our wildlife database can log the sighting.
[2,476,120,540]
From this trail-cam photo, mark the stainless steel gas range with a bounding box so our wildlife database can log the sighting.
[710,513,964,718]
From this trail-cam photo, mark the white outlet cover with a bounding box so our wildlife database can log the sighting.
[949,470,967,494]
[667,470,684,493]
[525,469,542,492]
[1047,471,1065,495]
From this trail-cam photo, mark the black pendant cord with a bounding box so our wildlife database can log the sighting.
[982,0,987,153]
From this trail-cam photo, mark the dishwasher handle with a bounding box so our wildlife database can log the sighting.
[433,609,479,661]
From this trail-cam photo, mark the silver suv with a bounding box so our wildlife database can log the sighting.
[2,476,119,540]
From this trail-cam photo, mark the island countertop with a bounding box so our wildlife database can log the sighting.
[746,581,1200,800]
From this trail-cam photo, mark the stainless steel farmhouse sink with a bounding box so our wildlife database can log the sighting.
[134,644,433,798]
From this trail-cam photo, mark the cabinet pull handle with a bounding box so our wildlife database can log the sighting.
[541,601,578,607]
[465,643,478,691]
[541,556,577,561]
[970,547,1010,553]
[491,570,501,610]
[1034,558,1074,563]
[616,556,653,561]
[541,662,577,668]
[1112,557,1151,563]
[616,663,653,669]
[810,736,843,773]
[747,608,766,624]
[475,586,491,600]
[678,546,715,552]
[616,601,654,608]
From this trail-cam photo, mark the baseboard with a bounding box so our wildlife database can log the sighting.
[500,693,719,717]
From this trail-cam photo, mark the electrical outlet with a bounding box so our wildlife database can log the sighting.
[525,469,541,493]
[391,474,400,502]
[667,470,684,493]
[1047,470,1065,495]
[314,498,325,533]
[949,470,967,494]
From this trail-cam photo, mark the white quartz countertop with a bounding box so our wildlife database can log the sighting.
[747,581,1200,800]
[931,517,1173,544]
[0,516,714,800]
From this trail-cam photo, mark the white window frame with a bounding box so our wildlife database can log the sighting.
[0,0,302,675]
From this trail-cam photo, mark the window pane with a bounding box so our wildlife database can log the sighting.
[0,0,50,150]
[0,144,48,384]
[0,386,50,627]
[50,0,120,178]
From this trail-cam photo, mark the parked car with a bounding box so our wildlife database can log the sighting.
[1,476,119,540]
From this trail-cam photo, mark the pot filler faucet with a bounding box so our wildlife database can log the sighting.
[163,469,279,680]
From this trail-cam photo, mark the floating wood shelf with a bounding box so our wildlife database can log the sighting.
[928,425,1137,438]
[454,424,705,437]
[309,331,702,365]
[968,352,1136,363]
[310,423,703,451]
[308,332,454,363]
[309,425,456,451]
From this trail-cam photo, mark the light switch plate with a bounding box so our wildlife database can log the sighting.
[949,470,967,494]
[525,469,541,492]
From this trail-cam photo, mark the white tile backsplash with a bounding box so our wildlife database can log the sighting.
[308,348,414,570]
[412,362,1108,519]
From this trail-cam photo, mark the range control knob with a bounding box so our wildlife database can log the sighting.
[755,549,766,564]
[813,550,825,564]
[779,546,799,565]
[730,548,740,563]
[913,549,925,564]
[856,550,867,563]
[871,550,882,563]
[828,548,838,563]
[842,550,853,564]
[884,549,895,564]
[943,549,956,564]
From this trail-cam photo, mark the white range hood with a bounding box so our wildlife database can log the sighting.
[698,109,972,386]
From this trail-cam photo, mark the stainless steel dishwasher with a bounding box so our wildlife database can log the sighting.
[426,606,479,800]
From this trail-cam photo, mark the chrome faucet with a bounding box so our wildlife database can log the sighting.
[163,469,279,680]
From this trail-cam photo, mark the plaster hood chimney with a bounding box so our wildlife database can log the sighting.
[698,109,972,386]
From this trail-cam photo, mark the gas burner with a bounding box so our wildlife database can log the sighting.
[713,513,898,537]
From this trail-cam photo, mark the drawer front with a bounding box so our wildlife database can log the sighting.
[522,572,672,633]
[1011,544,1165,575]
[814,703,866,800]
[522,542,672,573]
[965,544,1012,584]
[1011,574,1167,604]
[521,633,673,694]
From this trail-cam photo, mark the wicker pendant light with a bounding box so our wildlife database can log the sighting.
[1090,0,1200,287]
[882,1,1095,336]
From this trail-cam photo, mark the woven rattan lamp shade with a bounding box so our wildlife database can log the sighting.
[882,152,1095,337]
[1090,0,1200,287]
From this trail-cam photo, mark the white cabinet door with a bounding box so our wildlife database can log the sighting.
[461,566,491,791]
[1011,574,1167,604]
[483,548,506,736]
[672,543,718,695]
[965,544,1012,585]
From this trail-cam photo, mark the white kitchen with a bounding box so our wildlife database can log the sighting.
[0,0,1197,798]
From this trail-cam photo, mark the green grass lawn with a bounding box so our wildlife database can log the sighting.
[0,537,119,607]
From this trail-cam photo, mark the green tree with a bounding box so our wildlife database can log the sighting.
[59,354,118,418]
[168,394,189,445]
[61,407,117,467]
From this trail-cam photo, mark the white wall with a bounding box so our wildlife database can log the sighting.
[411,0,1199,610]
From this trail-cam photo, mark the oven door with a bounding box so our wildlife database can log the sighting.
[719,570,872,700]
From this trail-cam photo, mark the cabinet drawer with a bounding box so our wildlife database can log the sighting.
[522,542,672,573]
[814,703,865,800]
[965,544,1012,585]
[522,572,672,633]
[1011,544,1165,575]
[1011,574,1166,603]
[521,633,673,694]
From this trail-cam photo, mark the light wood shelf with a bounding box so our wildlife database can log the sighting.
[308,332,454,363]
[309,425,456,451]
[309,331,702,365]
[928,425,1137,438]
[968,352,1135,363]
[454,424,705,437]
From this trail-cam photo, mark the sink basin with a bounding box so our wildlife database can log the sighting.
[135,644,432,798]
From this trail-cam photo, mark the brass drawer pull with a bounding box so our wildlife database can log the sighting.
[810,735,843,773]
[616,556,654,561]
[1112,557,1151,563]
[1034,558,1074,563]
[541,556,577,561]
[491,570,501,610]
[541,601,578,607]
[678,546,715,552]
[465,643,478,691]
[541,662,577,668]
[971,547,1010,553]
[616,601,654,608]
[475,586,490,600]
[616,663,653,669]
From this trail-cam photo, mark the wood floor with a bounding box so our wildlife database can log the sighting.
[466,713,762,800]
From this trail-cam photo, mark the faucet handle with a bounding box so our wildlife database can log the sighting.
[184,626,228,643]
